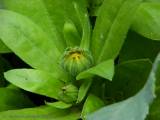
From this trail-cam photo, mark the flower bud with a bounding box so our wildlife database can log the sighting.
[58,84,78,103]
[61,47,93,76]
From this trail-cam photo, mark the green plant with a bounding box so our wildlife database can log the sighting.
[0,0,160,120]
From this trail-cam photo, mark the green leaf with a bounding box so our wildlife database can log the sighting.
[92,0,143,63]
[132,3,160,40]
[147,54,160,119]
[63,20,81,47]
[0,40,11,53]
[77,79,92,103]
[0,106,80,120]
[77,59,114,81]
[43,0,85,48]
[0,87,34,112]
[2,0,89,49]
[74,2,91,50]
[119,31,160,63]
[4,69,65,100]
[82,94,105,119]
[145,0,160,2]
[106,59,152,101]
[0,9,62,73]
[87,54,160,120]
[1,0,66,51]
[45,101,72,109]
[91,0,124,61]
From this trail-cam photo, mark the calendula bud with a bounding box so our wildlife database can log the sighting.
[58,84,78,103]
[61,47,93,76]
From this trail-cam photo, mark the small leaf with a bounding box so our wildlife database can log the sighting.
[63,20,81,47]
[77,79,92,103]
[0,87,34,112]
[87,53,160,120]
[81,94,105,119]
[0,106,80,120]
[132,3,160,40]
[45,101,72,109]
[4,69,65,100]
[77,59,114,81]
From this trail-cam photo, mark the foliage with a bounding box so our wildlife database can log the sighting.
[0,0,160,120]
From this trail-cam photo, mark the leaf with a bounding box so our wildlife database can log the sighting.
[73,2,91,50]
[91,0,124,61]
[4,69,65,100]
[63,20,81,47]
[77,59,114,81]
[147,54,160,119]
[119,31,160,63]
[0,87,34,112]
[106,59,152,101]
[0,9,63,73]
[81,94,105,119]
[86,53,160,120]
[1,0,66,51]
[91,0,143,63]
[0,106,80,120]
[0,40,11,53]
[145,0,160,2]
[2,0,89,49]
[77,79,92,103]
[45,101,72,109]
[43,0,86,48]
[132,3,160,40]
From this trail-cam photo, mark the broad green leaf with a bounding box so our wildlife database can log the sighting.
[92,0,143,63]
[0,40,11,53]
[77,79,92,103]
[0,10,62,73]
[77,59,114,81]
[132,3,160,40]
[87,54,160,120]
[91,0,125,61]
[147,54,160,119]
[4,69,65,100]
[106,59,152,101]
[2,0,66,51]
[82,94,105,119]
[45,101,72,109]
[119,31,160,63]
[0,106,80,120]
[0,87,34,112]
